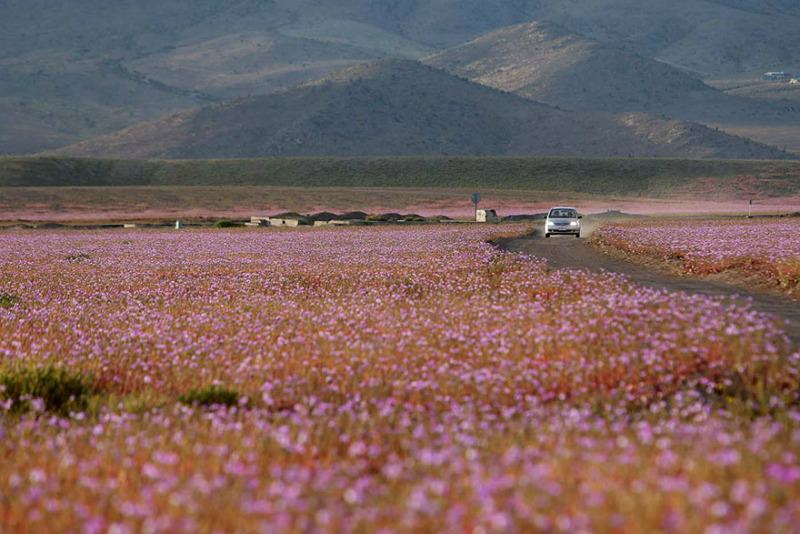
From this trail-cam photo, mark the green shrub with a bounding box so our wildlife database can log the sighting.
[0,367,94,415]
[0,293,19,308]
[367,213,403,222]
[179,386,244,408]
[214,220,242,228]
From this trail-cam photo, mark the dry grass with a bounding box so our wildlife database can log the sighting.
[0,186,641,223]
[2,183,800,224]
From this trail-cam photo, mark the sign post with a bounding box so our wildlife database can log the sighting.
[748,199,753,218]
[471,192,481,221]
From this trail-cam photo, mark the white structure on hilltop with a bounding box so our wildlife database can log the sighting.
[762,71,792,82]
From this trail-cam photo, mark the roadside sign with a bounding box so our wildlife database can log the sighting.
[471,193,482,222]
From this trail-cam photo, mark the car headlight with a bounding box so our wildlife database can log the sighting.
[570,221,579,227]
[546,221,554,226]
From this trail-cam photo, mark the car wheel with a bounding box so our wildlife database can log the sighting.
[575,233,581,239]
[545,233,550,238]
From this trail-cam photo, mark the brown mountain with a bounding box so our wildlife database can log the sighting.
[519,0,800,77]
[426,21,800,154]
[52,60,789,160]
[425,22,714,114]
[126,33,381,101]
[3,1,800,154]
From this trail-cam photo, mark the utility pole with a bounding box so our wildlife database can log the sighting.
[748,199,753,218]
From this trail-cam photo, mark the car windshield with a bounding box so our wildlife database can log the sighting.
[549,209,577,218]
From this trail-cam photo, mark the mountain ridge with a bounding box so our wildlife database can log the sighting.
[425,20,800,154]
[2,1,799,154]
[51,60,791,161]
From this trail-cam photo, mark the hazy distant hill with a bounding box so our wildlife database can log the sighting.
[522,0,800,76]
[426,22,715,115]
[427,21,800,154]
[4,1,795,74]
[2,0,799,154]
[52,61,788,161]
[127,33,378,101]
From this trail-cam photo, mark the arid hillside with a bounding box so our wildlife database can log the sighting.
[2,0,799,154]
[0,0,530,154]
[51,61,789,160]
[426,21,800,154]
[521,0,800,76]
[426,22,715,114]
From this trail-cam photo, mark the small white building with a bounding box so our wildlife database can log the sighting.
[791,78,800,85]
[247,216,270,227]
[763,71,792,82]
[476,209,499,223]
[247,216,300,227]
[269,218,300,228]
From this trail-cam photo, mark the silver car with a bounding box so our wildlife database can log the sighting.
[544,207,582,238]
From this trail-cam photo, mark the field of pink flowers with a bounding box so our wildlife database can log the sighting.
[592,218,800,296]
[1,225,800,532]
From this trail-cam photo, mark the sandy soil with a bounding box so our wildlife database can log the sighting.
[1,186,799,223]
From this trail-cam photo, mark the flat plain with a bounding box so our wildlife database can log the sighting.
[2,156,800,223]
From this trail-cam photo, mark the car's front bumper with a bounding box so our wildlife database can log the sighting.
[547,227,580,234]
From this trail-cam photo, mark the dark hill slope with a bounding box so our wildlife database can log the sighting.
[52,61,789,160]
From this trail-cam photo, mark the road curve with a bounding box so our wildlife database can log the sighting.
[497,232,800,347]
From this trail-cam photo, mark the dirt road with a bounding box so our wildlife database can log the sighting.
[499,232,800,347]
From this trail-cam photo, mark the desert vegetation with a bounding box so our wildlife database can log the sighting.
[3,155,800,194]
[592,218,800,297]
[1,225,799,531]
[4,155,799,224]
